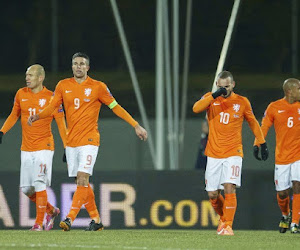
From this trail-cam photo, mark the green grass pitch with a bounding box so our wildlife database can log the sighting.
[0,229,300,249]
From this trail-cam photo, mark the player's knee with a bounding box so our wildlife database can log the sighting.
[77,178,88,186]
[277,190,289,199]
[21,186,35,197]
[223,183,236,194]
[207,191,219,199]
[292,181,300,194]
[34,181,46,192]
[277,188,289,198]
[76,172,89,186]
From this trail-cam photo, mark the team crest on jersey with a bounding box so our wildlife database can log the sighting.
[84,88,92,97]
[233,104,240,112]
[39,99,46,107]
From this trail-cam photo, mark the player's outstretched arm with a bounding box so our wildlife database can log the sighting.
[28,82,64,127]
[251,105,272,162]
[54,115,67,162]
[0,91,21,140]
[192,88,226,114]
[0,112,20,141]
[111,104,148,141]
[134,124,148,141]
[28,101,58,126]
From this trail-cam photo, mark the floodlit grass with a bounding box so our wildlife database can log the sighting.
[0,229,300,249]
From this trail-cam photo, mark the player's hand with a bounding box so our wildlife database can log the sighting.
[0,131,3,144]
[27,114,40,126]
[253,145,260,160]
[253,143,269,161]
[212,87,227,99]
[62,149,67,163]
[260,143,269,161]
[135,124,148,141]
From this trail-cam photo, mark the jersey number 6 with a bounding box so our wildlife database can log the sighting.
[287,117,293,128]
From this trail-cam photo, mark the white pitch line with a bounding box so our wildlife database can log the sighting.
[0,243,207,250]
[0,243,148,249]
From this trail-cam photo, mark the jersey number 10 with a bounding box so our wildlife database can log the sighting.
[220,112,230,124]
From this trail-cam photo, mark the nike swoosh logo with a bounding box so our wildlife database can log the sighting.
[213,103,220,106]
[225,207,236,209]
[278,110,285,113]
[38,205,46,208]
[22,99,28,101]
[65,90,72,93]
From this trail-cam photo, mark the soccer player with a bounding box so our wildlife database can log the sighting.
[193,71,268,235]
[0,64,67,231]
[254,78,300,234]
[28,52,148,231]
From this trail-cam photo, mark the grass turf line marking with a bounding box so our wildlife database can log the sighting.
[0,243,205,250]
[0,243,148,249]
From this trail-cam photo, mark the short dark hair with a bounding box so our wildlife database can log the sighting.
[217,71,234,82]
[72,52,90,65]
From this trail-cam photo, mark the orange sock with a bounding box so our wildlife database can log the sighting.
[29,193,54,215]
[277,194,290,216]
[292,194,300,224]
[67,186,89,222]
[223,193,237,227]
[209,194,225,222]
[35,190,47,226]
[85,184,100,223]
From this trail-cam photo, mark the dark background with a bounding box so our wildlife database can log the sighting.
[0,0,297,118]
[0,0,295,73]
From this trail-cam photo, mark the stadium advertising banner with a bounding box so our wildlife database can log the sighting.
[0,170,278,230]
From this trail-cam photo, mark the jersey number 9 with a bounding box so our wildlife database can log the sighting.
[74,98,80,109]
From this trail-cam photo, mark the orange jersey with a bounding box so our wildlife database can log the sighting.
[0,87,65,151]
[43,76,118,147]
[257,98,300,164]
[193,92,265,158]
